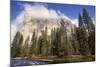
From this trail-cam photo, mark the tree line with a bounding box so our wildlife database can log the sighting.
[11,8,95,58]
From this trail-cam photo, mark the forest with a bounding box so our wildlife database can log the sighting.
[11,8,95,63]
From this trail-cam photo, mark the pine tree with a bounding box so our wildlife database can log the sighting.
[60,19,74,56]
[78,13,83,27]
[59,20,68,56]
[82,8,94,32]
[22,37,30,57]
[82,8,95,55]
[71,27,80,55]
[50,28,60,56]
[40,26,49,56]
[76,28,91,55]
[50,28,56,56]
[37,36,42,55]
[29,31,37,55]
[11,31,23,57]
[83,8,90,25]
[88,27,95,55]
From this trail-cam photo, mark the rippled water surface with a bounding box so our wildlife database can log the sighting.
[11,59,50,67]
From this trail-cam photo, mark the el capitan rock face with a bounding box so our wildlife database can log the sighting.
[17,14,76,46]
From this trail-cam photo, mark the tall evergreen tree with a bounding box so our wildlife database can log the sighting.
[29,31,37,55]
[50,28,60,56]
[40,26,49,56]
[88,27,95,55]
[22,37,30,57]
[59,20,68,56]
[71,28,80,55]
[82,8,95,55]
[11,31,23,57]
[82,8,94,32]
[37,36,42,55]
[78,13,83,27]
[83,8,90,25]
[76,28,91,55]
[50,28,56,56]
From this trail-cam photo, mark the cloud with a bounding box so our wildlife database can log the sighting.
[11,3,78,41]
[11,11,25,42]
[23,3,59,19]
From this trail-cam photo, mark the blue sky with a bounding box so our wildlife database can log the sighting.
[11,1,95,21]
[11,1,95,42]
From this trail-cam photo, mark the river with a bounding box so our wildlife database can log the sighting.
[11,59,51,67]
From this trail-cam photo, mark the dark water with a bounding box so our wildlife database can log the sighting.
[11,59,50,67]
[11,56,95,66]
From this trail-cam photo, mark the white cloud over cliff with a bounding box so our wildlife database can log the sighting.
[11,3,77,42]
